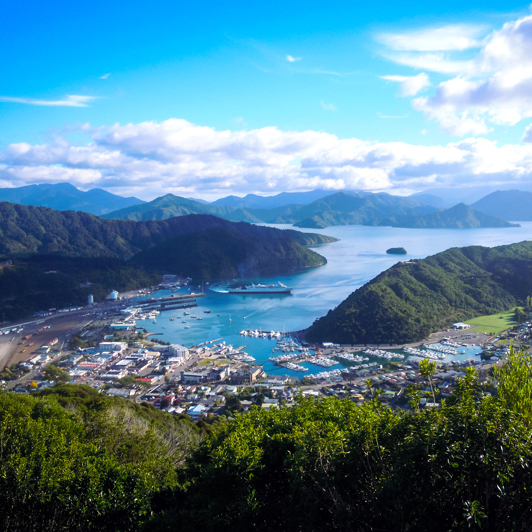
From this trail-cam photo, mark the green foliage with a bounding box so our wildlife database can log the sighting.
[0,391,169,531]
[514,307,528,323]
[149,370,532,531]
[68,335,86,350]
[43,364,71,382]
[494,346,532,425]
[308,240,532,344]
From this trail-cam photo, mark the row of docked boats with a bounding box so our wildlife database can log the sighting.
[425,343,461,355]
[363,348,405,360]
[336,353,369,362]
[240,329,282,339]
[404,347,445,360]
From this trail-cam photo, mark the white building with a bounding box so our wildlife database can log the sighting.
[158,344,189,359]
[99,341,128,353]
[453,323,471,330]
[109,290,119,300]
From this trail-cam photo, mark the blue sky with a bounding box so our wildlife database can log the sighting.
[2,0,532,200]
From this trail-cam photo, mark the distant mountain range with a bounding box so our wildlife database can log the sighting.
[392,203,519,229]
[103,191,515,229]
[0,183,144,215]
[1,182,529,228]
[104,191,438,228]
[471,190,532,222]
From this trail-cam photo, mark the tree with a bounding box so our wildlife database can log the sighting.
[494,345,532,424]
[419,358,438,403]
[68,335,86,350]
[224,394,242,414]
[43,364,71,382]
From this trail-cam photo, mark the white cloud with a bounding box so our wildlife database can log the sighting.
[377,24,486,52]
[382,52,475,75]
[286,55,301,62]
[0,94,97,107]
[381,73,430,96]
[100,73,111,80]
[320,101,337,111]
[379,13,532,136]
[3,119,532,198]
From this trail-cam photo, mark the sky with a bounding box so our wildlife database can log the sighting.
[2,0,532,201]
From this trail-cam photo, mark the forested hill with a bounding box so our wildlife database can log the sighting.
[129,227,326,279]
[0,202,336,258]
[306,240,532,345]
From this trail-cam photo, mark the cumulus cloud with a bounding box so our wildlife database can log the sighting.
[379,13,532,136]
[0,94,97,107]
[3,119,532,198]
[381,73,430,96]
[286,55,301,62]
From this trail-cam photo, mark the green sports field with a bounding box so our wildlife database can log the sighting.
[465,309,519,335]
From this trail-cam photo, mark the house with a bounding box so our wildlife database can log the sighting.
[187,404,208,420]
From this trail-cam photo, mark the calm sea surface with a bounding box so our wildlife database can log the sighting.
[138,223,532,377]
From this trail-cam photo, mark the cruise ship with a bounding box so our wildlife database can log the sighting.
[228,282,292,294]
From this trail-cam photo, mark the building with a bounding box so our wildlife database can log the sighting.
[229,366,264,385]
[453,323,471,330]
[110,322,136,330]
[180,371,209,384]
[99,341,128,353]
[187,404,208,420]
[88,294,94,305]
[109,290,119,300]
[158,344,189,359]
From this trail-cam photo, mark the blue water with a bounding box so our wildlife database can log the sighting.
[137,223,532,377]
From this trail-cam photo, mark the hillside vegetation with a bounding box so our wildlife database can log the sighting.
[0,203,335,259]
[307,240,532,345]
[0,204,335,318]
[129,227,327,279]
[5,353,532,530]
[0,384,203,532]
[0,256,161,320]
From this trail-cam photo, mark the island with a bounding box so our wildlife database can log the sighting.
[386,247,407,255]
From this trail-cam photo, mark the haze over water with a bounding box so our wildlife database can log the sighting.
[144,223,532,376]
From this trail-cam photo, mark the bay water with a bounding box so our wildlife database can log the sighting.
[141,223,532,377]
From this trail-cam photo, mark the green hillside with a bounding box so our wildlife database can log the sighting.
[129,227,326,279]
[0,255,161,320]
[306,240,532,345]
[0,203,335,258]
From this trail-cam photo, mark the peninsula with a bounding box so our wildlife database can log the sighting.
[306,240,532,345]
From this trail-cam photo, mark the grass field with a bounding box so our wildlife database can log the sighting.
[465,309,519,335]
